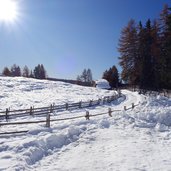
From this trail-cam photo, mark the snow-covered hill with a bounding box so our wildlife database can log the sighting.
[0,77,171,171]
[0,77,116,111]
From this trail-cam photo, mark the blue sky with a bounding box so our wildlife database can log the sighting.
[0,0,170,79]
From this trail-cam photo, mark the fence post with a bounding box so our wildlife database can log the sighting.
[98,98,101,105]
[107,97,109,103]
[85,111,90,120]
[30,106,33,115]
[118,89,121,97]
[89,100,92,107]
[108,108,112,117]
[50,104,53,113]
[124,106,126,111]
[5,108,9,121]
[79,101,82,108]
[66,103,68,110]
[132,103,134,109]
[108,97,111,103]
[46,113,50,127]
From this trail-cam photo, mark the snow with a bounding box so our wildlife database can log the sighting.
[95,79,111,89]
[0,77,115,110]
[0,76,171,171]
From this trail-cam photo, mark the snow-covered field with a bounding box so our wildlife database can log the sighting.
[0,77,171,171]
[0,77,116,110]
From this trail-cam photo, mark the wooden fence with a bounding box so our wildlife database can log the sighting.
[0,94,120,122]
[0,102,138,135]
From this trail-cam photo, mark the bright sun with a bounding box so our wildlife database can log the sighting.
[0,0,18,22]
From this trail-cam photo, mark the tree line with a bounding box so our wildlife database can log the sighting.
[77,67,120,89]
[76,68,94,86]
[77,68,93,83]
[2,64,47,79]
[118,4,171,90]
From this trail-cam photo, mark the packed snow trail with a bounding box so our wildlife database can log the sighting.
[115,90,145,109]
[32,91,171,171]
[33,117,171,171]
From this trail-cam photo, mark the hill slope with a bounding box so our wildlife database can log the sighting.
[0,77,171,171]
[0,77,116,110]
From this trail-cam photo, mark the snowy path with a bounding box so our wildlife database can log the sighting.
[32,90,166,171]
[32,90,171,171]
[33,121,171,171]
[115,90,145,109]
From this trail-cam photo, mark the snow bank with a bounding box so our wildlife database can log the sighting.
[0,125,87,170]
[147,95,171,107]
[98,119,110,128]
[95,79,110,89]
[134,96,171,129]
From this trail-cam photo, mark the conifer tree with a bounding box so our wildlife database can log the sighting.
[2,67,11,76]
[151,20,161,90]
[87,68,93,83]
[30,70,34,78]
[33,64,47,79]
[22,65,30,77]
[81,69,88,82]
[109,66,119,88]
[137,21,145,88]
[11,64,21,77]
[102,70,109,81]
[40,64,46,79]
[118,4,171,90]
[159,4,171,89]
[118,19,138,85]
[102,65,119,88]
[77,68,93,83]
[140,20,154,89]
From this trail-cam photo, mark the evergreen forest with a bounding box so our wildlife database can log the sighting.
[118,4,171,90]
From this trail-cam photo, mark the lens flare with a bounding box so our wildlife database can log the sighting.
[0,0,18,23]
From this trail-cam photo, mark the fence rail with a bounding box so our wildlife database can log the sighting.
[0,94,121,122]
[0,102,137,135]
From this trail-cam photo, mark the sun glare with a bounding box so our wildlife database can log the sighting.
[0,0,18,23]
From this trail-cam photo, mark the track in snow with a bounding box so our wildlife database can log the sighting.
[32,90,152,171]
